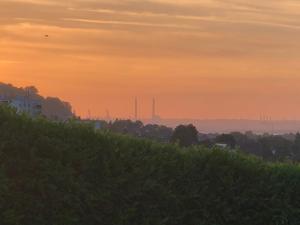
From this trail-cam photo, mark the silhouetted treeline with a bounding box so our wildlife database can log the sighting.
[85,119,173,143]
[0,106,300,225]
[90,119,300,162]
[200,131,300,162]
[0,82,73,120]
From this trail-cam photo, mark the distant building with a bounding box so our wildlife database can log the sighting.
[215,143,228,149]
[0,95,42,117]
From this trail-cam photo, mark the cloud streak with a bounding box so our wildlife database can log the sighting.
[1,1,299,52]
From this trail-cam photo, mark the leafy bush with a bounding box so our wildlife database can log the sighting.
[0,106,299,225]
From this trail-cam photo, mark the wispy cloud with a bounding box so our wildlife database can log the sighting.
[63,18,199,29]
[1,0,300,61]
[7,0,64,6]
[0,60,21,64]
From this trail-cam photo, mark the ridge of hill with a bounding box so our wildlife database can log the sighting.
[0,82,73,120]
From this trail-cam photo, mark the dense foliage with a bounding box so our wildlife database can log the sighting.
[0,107,300,225]
[87,119,300,162]
[105,119,173,143]
[209,132,300,162]
[171,124,199,147]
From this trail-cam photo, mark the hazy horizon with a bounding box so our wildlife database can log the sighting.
[2,0,300,119]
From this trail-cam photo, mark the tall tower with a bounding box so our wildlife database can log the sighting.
[135,97,138,120]
[152,98,156,119]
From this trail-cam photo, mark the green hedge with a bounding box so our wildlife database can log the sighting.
[0,106,299,225]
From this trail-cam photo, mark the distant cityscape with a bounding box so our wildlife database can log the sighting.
[3,81,300,135]
[92,97,300,135]
[3,82,300,161]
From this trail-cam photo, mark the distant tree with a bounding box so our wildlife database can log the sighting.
[293,133,300,161]
[231,132,261,156]
[215,134,236,148]
[199,139,213,148]
[171,124,199,147]
[24,86,38,95]
[109,119,144,136]
[259,135,292,161]
[42,97,73,121]
[141,124,173,142]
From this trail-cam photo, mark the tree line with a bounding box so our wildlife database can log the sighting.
[91,119,300,162]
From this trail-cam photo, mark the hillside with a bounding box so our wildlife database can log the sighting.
[0,106,299,225]
[0,82,73,120]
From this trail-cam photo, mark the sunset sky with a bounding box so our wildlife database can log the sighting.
[1,0,300,119]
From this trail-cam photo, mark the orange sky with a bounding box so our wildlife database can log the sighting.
[1,0,300,119]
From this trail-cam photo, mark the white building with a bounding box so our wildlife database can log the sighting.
[215,143,228,149]
[0,95,42,117]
